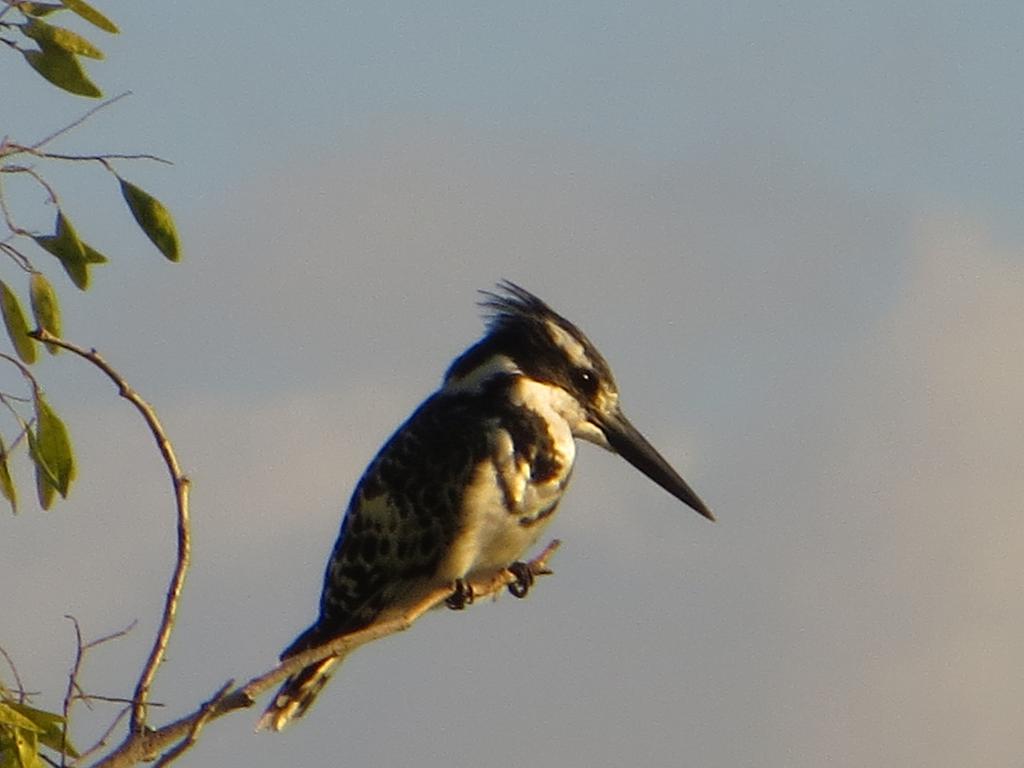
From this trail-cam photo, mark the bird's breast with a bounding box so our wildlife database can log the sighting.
[439,385,577,582]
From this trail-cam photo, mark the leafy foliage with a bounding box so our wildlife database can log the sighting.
[1,0,182,513]
[2,0,116,97]
[0,693,78,768]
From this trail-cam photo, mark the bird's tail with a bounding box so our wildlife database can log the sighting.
[257,653,344,732]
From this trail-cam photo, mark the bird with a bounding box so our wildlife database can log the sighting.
[258,281,713,731]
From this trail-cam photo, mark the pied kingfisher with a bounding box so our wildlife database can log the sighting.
[259,281,712,731]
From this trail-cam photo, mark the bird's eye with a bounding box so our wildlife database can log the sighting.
[571,367,599,397]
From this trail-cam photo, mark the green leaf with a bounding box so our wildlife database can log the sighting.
[27,428,58,497]
[33,454,55,511]
[4,704,78,759]
[34,237,88,289]
[21,45,101,98]
[29,273,62,354]
[0,705,40,733]
[119,179,181,262]
[0,282,37,365]
[32,212,92,290]
[13,727,40,768]
[59,0,118,33]
[21,17,104,59]
[32,393,75,499]
[83,243,108,263]
[18,3,67,17]
[0,437,17,515]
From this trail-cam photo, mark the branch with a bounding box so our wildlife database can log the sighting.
[72,695,161,708]
[0,164,60,206]
[150,682,231,768]
[75,707,129,767]
[0,240,34,271]
[0,350,41,394]
[61,616,86,768]
[28,330,191,734]
[88,540,561,768]
[7,148,173,166]
[28,93,133,152]
[0,643,27,702]
[0,94,170,168]
[61,615,139,766]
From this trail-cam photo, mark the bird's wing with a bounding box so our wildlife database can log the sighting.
[315,393,493,632]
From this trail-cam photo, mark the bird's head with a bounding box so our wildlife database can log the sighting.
[445,281,713,521]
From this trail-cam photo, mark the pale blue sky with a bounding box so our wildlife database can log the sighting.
[5,3,1024,767]
[10,3,1023,219]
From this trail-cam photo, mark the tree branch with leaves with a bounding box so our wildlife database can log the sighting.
[2,2,184,764]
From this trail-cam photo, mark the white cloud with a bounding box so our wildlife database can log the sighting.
[776,214,1024,766]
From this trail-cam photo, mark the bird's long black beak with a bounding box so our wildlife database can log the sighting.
[599,408,714,521]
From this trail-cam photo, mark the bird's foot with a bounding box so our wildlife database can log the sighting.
[446,578,475,610]
[507,561,536,599]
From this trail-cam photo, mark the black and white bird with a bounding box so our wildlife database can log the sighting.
[258,281,712,731]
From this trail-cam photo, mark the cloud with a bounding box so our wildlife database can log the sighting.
[772,213,1024,766]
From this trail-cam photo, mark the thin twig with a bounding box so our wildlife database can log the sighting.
[0,644,26,702]
[70,684,94,716]
[70,680,94,712]
[57,616,139,749]
[0,351,41,394]
[29,93,133,151]
[0,165,61,205]
[73,694,163,707]
[89,540,561,768]
[29,330,192,734]
[0,402,32,456]
[59,617,136,766]
[62,616,85,768]
[81,621,138,652]
[10,147,173,166]
[0,173,32,237]
[0,240,34,271]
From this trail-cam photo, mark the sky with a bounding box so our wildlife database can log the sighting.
[4,2,1024,767]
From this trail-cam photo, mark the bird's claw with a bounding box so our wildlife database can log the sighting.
[507,561,535,599]
[446,578,475,610]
